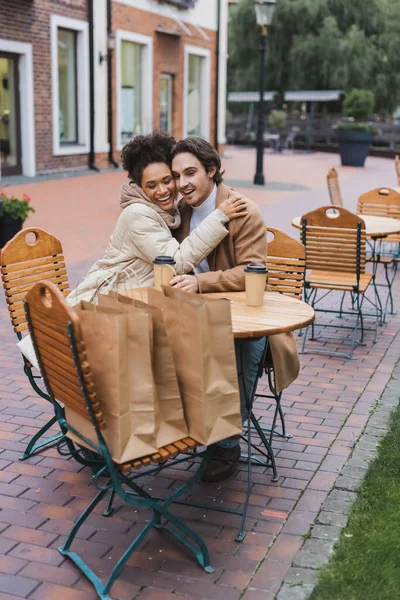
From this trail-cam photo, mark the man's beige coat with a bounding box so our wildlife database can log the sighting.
[174,183,300,393]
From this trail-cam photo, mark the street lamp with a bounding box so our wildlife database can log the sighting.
[253,0,276,186]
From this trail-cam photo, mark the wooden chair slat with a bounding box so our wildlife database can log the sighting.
[1,254,65,274]
[158,447,171,460]
[4,272,69,294]
[5,283,69,305]
[173,440,188,453]
[182,437,197,449]
[3,261,67,283]
[165,444,179,458]
[266,227,306,301]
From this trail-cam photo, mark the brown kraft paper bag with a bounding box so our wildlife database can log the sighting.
[65,301,159,464]
[98,293,188,447]
[147,286,242,446]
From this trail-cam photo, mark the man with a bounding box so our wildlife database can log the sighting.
[170,137,299,482]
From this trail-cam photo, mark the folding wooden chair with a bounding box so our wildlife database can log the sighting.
[254,227,306,443]
[24,280,213,600]
[395,155,400,186]
[0,228,69,459]
[327,167,343,207]
[300,206,379,359]
[357,187,400,315]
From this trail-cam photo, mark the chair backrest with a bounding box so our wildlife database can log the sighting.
[301,206,366,275]
[24,280,105,429]
[357,187,400,219]
[0,228,70,334]
[395,155,400,186]
[266,227,306,298]
[327,168,343,207]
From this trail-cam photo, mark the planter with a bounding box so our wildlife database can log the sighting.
[0,214,23,247]
[337,130,373,167]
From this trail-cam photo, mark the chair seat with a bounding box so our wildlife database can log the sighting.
[306,270,373,292]
[120,437,198,472]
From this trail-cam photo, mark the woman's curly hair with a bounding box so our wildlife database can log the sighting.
[121,130,176,185]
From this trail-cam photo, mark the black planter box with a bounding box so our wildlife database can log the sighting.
[337,130,373,167]
[0,213,23,248]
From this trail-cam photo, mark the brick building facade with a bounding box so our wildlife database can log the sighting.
[0,0,228,178]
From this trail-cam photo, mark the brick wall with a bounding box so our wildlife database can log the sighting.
[0,0,218,175]
[0,0,89,173]
[112,2,217,158]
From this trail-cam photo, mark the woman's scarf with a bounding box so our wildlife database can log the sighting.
[120,179,182,230]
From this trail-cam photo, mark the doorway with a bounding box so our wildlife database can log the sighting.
[0,53,22,176]
[160,73,173,135]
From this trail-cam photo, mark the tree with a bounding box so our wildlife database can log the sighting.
[227,0,400,113]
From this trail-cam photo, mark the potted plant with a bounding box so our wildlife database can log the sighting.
[0,191,35,247]
[267,109,287,152]
[334,89,378,167]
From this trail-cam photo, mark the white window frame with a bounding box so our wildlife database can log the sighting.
[115,30,153,150]
[0,39,35,177]
[51,15,89,156]
[183,45,211,140]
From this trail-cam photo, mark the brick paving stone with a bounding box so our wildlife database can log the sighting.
[250,559,292,592]
[0,573,39,597]
[30,582,97,600]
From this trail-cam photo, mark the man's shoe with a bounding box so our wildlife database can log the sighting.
[202,444,241,482]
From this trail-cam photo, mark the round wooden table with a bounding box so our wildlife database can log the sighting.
[121,288,315,339]
[291,214,400,239]
[200,291,314,338]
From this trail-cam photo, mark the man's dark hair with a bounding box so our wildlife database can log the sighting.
[171,137,224,185]
[121,130,176,184]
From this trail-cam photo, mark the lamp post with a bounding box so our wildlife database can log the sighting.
[253,0,276,186]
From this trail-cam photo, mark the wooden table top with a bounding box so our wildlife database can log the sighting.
[291,214,400,238]
[120,288,315,339]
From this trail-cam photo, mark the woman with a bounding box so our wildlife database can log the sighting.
[68,131,247,303]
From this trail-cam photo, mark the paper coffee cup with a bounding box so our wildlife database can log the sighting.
[244,263,268,307]
[153,256,176,291]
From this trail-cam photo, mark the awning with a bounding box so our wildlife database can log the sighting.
[227,91,277,103]
[284,90,344,102]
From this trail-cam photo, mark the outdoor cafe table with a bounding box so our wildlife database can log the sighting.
[120,287,315,540]
[122,289,315,337]
[291,214,400,240]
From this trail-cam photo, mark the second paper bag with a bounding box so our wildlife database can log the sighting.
[148,287,242,446]
[98,293,188,447]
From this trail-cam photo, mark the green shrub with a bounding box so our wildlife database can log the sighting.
[268,109,287,130]
[342,89,375,121]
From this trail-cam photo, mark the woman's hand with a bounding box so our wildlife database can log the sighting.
[170,274,199,293]
[219,193,248,220]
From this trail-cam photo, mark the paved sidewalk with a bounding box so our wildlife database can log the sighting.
[0,148,399,600]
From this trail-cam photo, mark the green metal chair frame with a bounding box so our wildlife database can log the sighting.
[253,227,306,444]
[24,280,214,600]
[357,187,400,317]
[300,206,379,359]
[0,228,68,459]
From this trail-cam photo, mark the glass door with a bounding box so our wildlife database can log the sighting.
[160,73,173,135]
[0,53,21,176]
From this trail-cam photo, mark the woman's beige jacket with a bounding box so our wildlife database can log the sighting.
[68,191,229,304]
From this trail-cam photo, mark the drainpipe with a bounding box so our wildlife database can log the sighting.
[214,0,221,150]
[107,0,119,168]
[88,0,100,171]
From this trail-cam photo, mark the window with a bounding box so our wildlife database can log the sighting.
[183,46,211,139]
[160,73,173,134]
[120,41,143,143]
[187,55,202,136]
[116,31,153,150]
[51,15,89,156]
[58,29,77,144]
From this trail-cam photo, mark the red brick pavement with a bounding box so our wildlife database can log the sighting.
[0,149,399,599]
